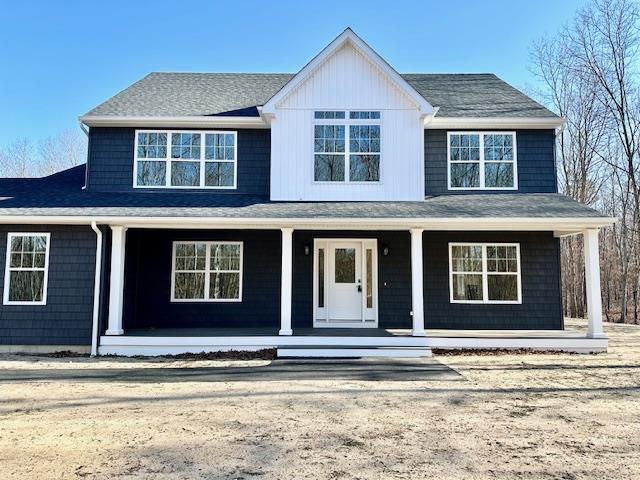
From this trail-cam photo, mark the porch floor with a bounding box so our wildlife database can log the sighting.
[122,322,586,339]
[101,320,606,355]
[124,327,411,337]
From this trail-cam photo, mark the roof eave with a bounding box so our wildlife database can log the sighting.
[426,116,566,129]
[0,214,616,233]
[79,115,268,129]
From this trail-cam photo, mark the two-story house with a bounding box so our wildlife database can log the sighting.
[0,29,615,356]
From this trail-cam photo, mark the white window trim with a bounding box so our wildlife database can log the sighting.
[312,110,382,184]
[133,130,238,190]
[448,242,522,304]
[170,240,243,302]
[3,232,51,306]
[447,131,518,191]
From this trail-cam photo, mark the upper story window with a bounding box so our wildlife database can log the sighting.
[134,130,237,189]
[313,111,381,182]
[3,233,50,305]
[447,132,517,190]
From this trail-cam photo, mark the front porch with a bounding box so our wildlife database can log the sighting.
[98,221,610,356]
[98,321,608,356]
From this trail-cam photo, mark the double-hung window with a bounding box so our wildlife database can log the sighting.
[449,243,521,303]
[313,111,381,182]
[171,241,243,302]
[448,132,517,189]
[135,130,237,188]
[3,233,50,305]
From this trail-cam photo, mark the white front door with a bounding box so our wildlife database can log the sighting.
[328,242,362,321]
[314,239,378,327]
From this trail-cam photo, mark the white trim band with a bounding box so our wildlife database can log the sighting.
[80,115,267,129]
[427,117,565,130]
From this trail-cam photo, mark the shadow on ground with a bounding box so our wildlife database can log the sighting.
[0,358,462,383]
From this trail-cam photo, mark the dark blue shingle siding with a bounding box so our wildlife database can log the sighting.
[0,225,97,345]
[424,129,558,196]
[0,227,563,341]
[86,127,271,196]
[423,231,563,329]
[122,229,281,330]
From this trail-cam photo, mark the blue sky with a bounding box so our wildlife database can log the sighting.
[0,0,585,145]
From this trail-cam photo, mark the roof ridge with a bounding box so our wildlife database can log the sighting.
[145,71,498,76]
[148,72,296,76]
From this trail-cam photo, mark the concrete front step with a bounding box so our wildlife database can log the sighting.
[277,346,433,358]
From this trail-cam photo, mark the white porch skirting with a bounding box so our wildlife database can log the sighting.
[98,331,607,356]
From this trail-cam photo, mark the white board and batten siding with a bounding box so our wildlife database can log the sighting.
[270,44,425,201]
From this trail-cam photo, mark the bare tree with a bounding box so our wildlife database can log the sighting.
[0,129,87,180]
[39,129,87,176]
[530,0,640,323]
[530,32,607,318]
[0,138,39,178]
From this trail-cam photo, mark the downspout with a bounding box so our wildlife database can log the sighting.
[79,120,89,190]
[90,221,102,356]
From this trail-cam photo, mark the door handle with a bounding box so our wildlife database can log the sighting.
[357,279,362,292]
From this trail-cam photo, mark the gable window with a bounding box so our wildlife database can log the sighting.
[134,130,237,189]
[3,233,50,305]
[314,111,381,182]
[449,243,521,304]
[171,241,243,302]
[447,132,517,190]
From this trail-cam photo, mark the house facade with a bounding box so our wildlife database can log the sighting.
[0,29,615,356]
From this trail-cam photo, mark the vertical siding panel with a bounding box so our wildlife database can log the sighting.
[272,44,423,201]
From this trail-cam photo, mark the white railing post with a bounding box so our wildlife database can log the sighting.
[279,227,294,336]
[410,228,426,337]
[583,228,605,338]
[106,225,127,336]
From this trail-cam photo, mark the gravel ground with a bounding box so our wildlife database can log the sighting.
[0,319,639,479]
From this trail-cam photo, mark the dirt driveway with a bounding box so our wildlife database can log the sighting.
[1,320,639,480]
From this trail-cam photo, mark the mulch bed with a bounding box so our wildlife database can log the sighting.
[154,348,278,360]
[432,348,580,356]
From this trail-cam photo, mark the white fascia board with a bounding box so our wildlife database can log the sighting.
[79,115,268,129]
[261,28,436,116]
[426,116,566,130]
[0,215,617,231]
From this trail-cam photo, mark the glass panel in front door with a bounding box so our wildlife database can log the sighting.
[334,248,356,283]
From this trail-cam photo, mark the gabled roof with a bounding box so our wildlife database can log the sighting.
[81,28,559,124]
[83,73,557,120]
[261,28,435,116]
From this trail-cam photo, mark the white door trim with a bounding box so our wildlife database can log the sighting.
[313,238,378,328]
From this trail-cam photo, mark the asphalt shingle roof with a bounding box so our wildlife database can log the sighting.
[0,165,605,220]
[84,73,557,119]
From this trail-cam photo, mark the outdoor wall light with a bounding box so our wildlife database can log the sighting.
[304,244,311,256]
[382,244,390,256]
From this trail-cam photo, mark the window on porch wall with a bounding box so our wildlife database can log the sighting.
[449,243,521,304]
[171,241,243,302]
[3,233,50,305]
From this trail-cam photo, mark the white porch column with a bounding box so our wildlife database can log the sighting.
[584,228,605,338]
[106,225,127,335]
[410,228,426,337]
[279,227,294,336]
